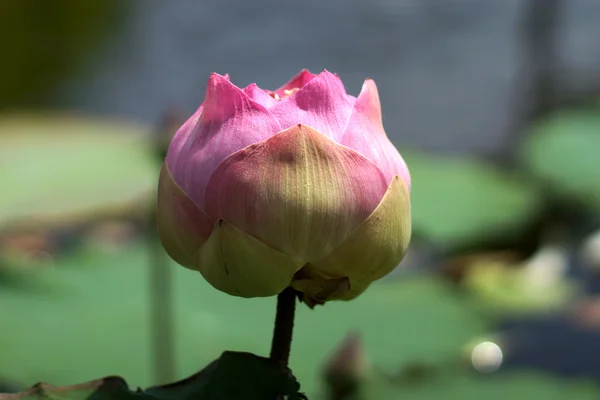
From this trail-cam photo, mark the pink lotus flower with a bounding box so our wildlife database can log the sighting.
[157,70,411,305]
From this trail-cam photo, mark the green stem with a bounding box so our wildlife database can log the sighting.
[148,210,175,384]
[269,287,297,366]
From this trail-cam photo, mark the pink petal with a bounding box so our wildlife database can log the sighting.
[269,70,354,142]
[165,108,201,158]
[202,124,388,263]
[341,79,411,189]
[166,73,282,208]
[243,83,278,108]
[272,69,317,97]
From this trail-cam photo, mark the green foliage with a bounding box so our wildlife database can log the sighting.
[403,151,543,250]
[0,114,158,227]
[0,352,305,400]
[521,107,600,214]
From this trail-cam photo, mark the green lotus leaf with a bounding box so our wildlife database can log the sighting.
[0,113,158,228]
[520,107,600,214]
[401,150,542,250]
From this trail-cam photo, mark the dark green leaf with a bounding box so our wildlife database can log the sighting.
[0,352,305,400]
[145,352,304,399]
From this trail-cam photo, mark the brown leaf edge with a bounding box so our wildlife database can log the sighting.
[0,376,135,399]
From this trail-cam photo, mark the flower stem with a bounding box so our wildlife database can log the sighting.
[269,287,297,366]
[148,209,175,384]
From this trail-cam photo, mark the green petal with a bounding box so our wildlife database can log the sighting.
[194,220,304,297]
[291,275,350,308]
[156,163,214,269]
[307,176,411,300]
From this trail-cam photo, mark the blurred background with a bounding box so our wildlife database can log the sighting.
[2,0,600,398]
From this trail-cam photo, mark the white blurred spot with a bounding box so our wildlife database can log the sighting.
[471,341,503,373]
[582,229,600,270]
[522,246,568,291]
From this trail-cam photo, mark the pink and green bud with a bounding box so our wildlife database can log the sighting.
[157,70,411,304]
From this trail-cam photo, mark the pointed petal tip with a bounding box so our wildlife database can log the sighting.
[243,83,277,107]
[358,78,380,103]
[279,70,342,97]
[206,72,236,89]
[316,70,349,94]
[298,68,315,76]
[316,70,347,86]
[357,79,380,107]
[208,72,225,80]
[275,123,313,135]
[209,72,230,81]
[390,164,411,192]
[317,69,338,80]
[342,77,411,187]
[202,72,257,123]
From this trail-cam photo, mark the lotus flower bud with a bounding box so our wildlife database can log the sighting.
[322,333,370,398]
[157,70,411,304]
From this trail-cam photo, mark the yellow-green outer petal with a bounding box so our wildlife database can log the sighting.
[156,163,214,269]
[291,276,350,307]
[307,176,411,300]
[195,219,304,297]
